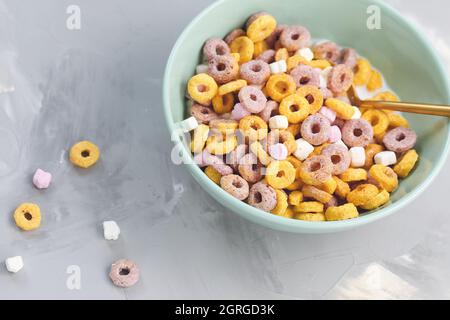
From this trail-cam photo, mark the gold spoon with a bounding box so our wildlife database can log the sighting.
[347,85,450,117]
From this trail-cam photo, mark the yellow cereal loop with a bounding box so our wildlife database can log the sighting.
[210,120,238,136]
[372,91,399,102]
[325,203,359,221]
[362,110,389,136]
[364,143,384,168]
[296,85,324,114]
[275,48,289,61]
[281,207,296,219]
[247,14,277,43]
[230,36,254,64]
[218,79,247,96]
[287,55,309,71]
[239,115,268,141]
[286,124,301,138]
[340,168,368,183]
[367,69,383,91]
[388,112,409,128]
[347,184,379,207]
[302,185,332,204]
[212,93,234,114]
[353,58,372,86]
[266,160,296,189]
[70,141,100,169]
[271,189,289,215]
[296,213,326,222]
[279,94,310,124]
[308,59,331,70]
[253,41,269,57]
[287,155,302,170]
[293,201,324,213]
[288,191,304,206]
[231,52,241,62]
[190,124,210,153]
[333,176,351,199]
[205,166,221,185]
[265,74,296,102]
[206,134,237,155]
[14,203,41,231]
[325,98,355,120]
[250,141,272,166]
[369,165,398,192]
[317,178,337,195]
[286,179,303,191]
[187,73,218,105]
[361,190,390,210]
[313,143,330,156]
[394,150,419,178]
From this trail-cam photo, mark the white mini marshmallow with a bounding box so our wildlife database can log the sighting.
[294,139,314,161]
[196,64,209,74]
[319,75,327,88]
[297,48,314,61]
[5,256,23,273]
[351,106,362,119]
[349,147,366,168]
[321,66,333,79]
[178,116,198,133]
[374,151,397,167]
[103,221,121,241]
[269,60,287,74]
[269,115,289,130]
[334,140,349,150]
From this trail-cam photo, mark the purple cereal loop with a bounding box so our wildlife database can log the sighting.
[340,48,358,69]
[342,119,374,148]
[302,155,333,183]
[256,49,276,64]
[280,26,311,51]
[333,118,346,130]
[231,102,251,121]
[203,38,231,62]
[220,174,250,201]
[383,127,417,153]
[248,182,277,212]
[327,64,354,94]
[226,144,247,171]
[313,41,340,63]
[191,104,219,124]
[109,259,140,288]
[258,100,279,122]
[321,144,351,175]
[300,114,332,146]
[245,12,269,29]
[224,29,246,45]
[265,25,287,48]
[208,55,239,84]
[202,150,233,175]
[290,65,320,88]
[238,86,267,113]
[238,153,263,183]
[240,60,271,85]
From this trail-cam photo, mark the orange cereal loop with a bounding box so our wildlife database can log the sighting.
[287,55,310,71]
[275,48,289,62]
[347,184,379,207]
[340,168,367,183]
[188,73,218,105]
[361,189,390,211]
[14,203,41,231]
[394,149,419,178]
[265,74,296,102]
[325,203,359,221]
[324,98,355,120]
[239,115,268,141]
[317,178,337,195]
[293,201,324,213]
[266,160,296,189]
[212,93,234,114]
[372,91,399,102]
[205,166,222,185]
[302,185,332,204]
[308,59,331,70]
[286,179,303,191]
[362,109,389,136]
[353,58,372,86]
[279,94,310,124]
[364,143,384,168]
[253,41,270,58]
[70,141,100,169]
[247,14,277,43]
[218,79,247,96]
[190,124,210,153]
[296,85,324,114]
[271,189,289,216]
[206,134,237,155]
[388,112,409,128]
[295,213,326,222]
[250,141,272,166]
[288,191,304,206]
[369,165,398,192]
[367,69,383,91]
[230,36,254,64]
[333,176,351,199]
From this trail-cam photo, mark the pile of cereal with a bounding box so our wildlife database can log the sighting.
[183,12,419,222]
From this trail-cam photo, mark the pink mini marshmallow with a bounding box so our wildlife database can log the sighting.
[269,143,288,161]
[319,107,337,123]
[33,169,52,189]
[231,103,251,120]
[328,126,342,143]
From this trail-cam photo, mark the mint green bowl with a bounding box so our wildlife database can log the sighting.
[163,0,450,233]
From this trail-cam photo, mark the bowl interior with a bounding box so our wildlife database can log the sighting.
[164,0,450,233]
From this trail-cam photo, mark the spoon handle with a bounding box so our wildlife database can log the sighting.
[359,101,450,117]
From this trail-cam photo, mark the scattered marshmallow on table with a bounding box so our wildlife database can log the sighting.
[5,256,24,273]
[33,169,52,190]
[374,151,397,166]
[103,221,121,241]
[349,147,366,168]
[351,106,362,119]
[294,139,314,161]
[297,48,314,61]
[178,116,198,133]
[269,115,289,130]
[269,60,287,74]
[269,143,288,161]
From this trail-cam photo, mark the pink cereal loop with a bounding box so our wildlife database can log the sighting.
[248,182,277,212]
[220,174,250,201]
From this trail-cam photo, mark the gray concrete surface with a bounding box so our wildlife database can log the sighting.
[0,0,450,299]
